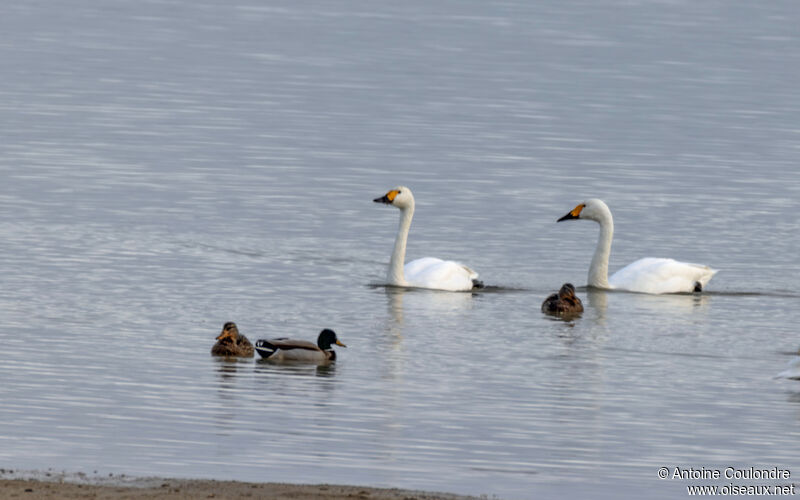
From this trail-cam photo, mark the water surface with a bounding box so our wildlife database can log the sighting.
[1,1,799,499]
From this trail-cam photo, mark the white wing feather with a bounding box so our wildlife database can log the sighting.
[404,257,478,292]
[609,257,717,294]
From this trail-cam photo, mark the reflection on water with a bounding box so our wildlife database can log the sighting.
[384,286,476,325]
[251,360,340,420]
[585,288,609,323]
[1,0,800,498]
[627,291,712,314]
[786,392,800,406]
[581,287,712,325]
[213,359,245,436]
[254,359,338,378]
[214,358,246,382]
[775,356,800,381]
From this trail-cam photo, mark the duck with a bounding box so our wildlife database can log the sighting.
[373,186,483,291]
[541,283,584,316]
[255,329,346,362]
[211,322,254,357]
[557,199,717,294]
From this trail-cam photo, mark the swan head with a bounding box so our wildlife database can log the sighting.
[216,321,240,342]
[317,329,346,350]
[373,186,414,209]
[557,198,611,223]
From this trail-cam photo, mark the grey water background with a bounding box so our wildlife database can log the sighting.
[1,0,799,498]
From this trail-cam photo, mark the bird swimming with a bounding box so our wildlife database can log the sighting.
[255,329,346,362]
[211,322,254,357]
[557,198,717,294]
[374,186,482,291]
[541,283,584,316]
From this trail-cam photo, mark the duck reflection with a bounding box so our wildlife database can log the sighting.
[254,358,338,378]
[252,357,339,411]
[212,357,250,435]
[213,356,249,383]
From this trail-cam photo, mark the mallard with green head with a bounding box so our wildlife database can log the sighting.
[255,329,346,362]
[211,322,254,357]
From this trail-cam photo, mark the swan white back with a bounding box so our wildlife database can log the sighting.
[558,198,717,294]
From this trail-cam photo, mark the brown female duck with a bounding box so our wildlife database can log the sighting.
[541,283,584,316]
[211,322,254,357]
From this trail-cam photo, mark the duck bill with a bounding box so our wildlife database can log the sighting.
[216,330,234,341]
[557,204,584,222]
[335,340,347,348]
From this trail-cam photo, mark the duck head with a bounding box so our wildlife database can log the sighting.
[558,283,577,300]
[317,329,346,351]
[216,322,240,342]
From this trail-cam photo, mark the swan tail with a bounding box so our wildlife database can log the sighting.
[776,369,800,380]
[459,264,481,288]
[679,264,718,294]
[695,266,719,291]
[461,264,479,279]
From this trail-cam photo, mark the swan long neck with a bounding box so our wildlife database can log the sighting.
[388,205,413,286]
[589,213,613,289]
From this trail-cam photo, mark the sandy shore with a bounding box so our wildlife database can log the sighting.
[0,477,488,500]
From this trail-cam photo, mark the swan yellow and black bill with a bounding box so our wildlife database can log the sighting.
[335,339,347,347]
[557,204,585,222]
[373,189,400,204]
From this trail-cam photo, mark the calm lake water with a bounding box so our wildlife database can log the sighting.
[1,1,799,498]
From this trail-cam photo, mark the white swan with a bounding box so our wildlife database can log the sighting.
[373,186,482,292]
[557,199,717,294]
